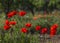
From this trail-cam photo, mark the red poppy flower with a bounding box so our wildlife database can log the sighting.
[50,30,56,35]
[25,23,32,28]
[8,14,13,18]
[18,11,27,16]
[7,10,17,18]
[50,24,58,37]
[35,26,41,31]
[50,24,58,31]
[41,28,47,34]
[5,20,9,25]
[50,27,55,31]
[21,28,27,33]
[53,24,58,28]
[50,30,56,37]
[9,21,16,25]
[50,28,56,34]
[4,25,11,30]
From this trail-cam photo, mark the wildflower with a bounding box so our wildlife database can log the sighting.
[50,24,58,37]
[7,10,17,18]
[18,11,27,16]
[50,30,56,38]
[50,30,56,35]
[5,20,9,25]
[25,23,32,28]
[21,28,27,33]
[36,26,41,31]
[9,21,16,25]
[41,28,47,34]
[53,24,58,29]
[50,24,58,31]
[4,25,11,30]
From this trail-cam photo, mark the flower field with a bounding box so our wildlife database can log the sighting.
[0,11,60,43]
[0,0,60,43]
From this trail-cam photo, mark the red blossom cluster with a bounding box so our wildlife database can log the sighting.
[21,23,32,33]
[21,23,48,34]
[4,10,59,38]
[4,20,16,30]
[4,10,27,30]
[50,24,58,37]
[21,23,58,37]
[7,10,27,18]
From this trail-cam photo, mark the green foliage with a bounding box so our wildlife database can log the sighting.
[29,0,45,8]
[0,0,60,11]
